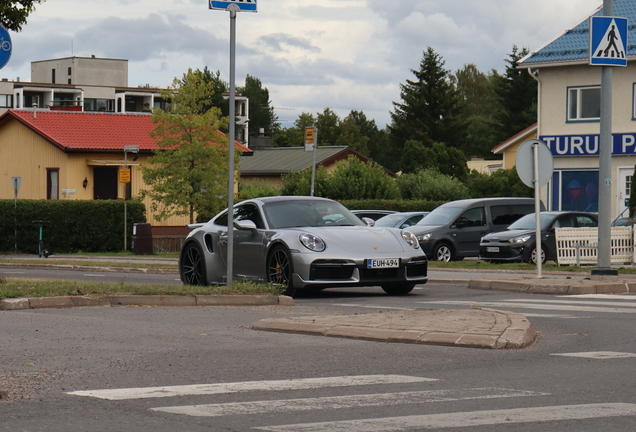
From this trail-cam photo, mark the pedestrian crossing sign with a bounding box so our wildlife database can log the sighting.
[589,16,628,66]
[209,0,257,12]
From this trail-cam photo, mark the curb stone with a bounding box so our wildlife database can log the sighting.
[0,295,293,310]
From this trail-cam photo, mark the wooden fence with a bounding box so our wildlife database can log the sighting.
[555,226,633,265]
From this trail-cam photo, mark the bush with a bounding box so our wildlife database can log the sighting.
[397,169,470,201]
[466,168,533,198]
[339,199,445,212]
[238,181,282,200]
[0,200,146,253]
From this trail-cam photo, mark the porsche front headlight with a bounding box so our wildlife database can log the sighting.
[402,230,420,249]
[299,233,326,252]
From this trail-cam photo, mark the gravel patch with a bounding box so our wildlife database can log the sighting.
[0,371,63,402]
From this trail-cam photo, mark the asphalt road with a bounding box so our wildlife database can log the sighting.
[1,273,635,431]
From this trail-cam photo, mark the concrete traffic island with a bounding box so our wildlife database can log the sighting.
[469,276,635,295]
[252,308,535,349]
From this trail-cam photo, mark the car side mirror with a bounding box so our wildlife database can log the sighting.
[362,217,375,227]
[234,220,257,231]
[456,220,467,228]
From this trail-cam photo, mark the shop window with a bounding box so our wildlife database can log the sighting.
[568,86,600,121]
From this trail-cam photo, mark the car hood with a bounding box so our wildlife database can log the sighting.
[483,229,536,241]
[294,226,412,253]
[405,225,444,235]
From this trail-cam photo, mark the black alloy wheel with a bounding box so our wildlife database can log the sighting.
[267,245,295,296]
[180,243,207,285]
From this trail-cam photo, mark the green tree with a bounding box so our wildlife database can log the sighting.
[400,141,468,181]
[1,0,44,32]
[281,165,329,196]
[494,46,538,141]
[336,114,369,156]
[141,70,232,224]
[324,156,399,200]
[397,169,470,201]
[239,74,277,138]
[453,64,502,158]
[315,108,340,146]
[388,47,463,171]
[202,67,229,117]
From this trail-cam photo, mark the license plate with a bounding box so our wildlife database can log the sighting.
[367,258,399,269]
[487,247,499,253]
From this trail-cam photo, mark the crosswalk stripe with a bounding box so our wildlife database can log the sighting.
[423,300,636,314]
[253,403,636,431]
[66,375,436,401]
[150,388,549,417]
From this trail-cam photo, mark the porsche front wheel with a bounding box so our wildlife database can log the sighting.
[180,243,207,286]
[267,245,295,296]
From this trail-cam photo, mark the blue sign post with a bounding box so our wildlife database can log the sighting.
[0,25,12,70]
[589,16,628,66]
[210,0,257,288]
[210,0,257,12]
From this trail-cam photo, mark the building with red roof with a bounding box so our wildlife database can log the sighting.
[0,109,251,237]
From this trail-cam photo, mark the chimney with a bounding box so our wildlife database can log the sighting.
[32,103,38,119]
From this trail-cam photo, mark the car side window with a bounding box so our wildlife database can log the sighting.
[554,216,574,228]
[455,207,486,227]
[234,204,265,229]
[576,215,597,227]
[215,211,229,227]
[404,215,423,226]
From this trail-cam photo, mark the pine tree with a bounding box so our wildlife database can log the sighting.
[387,47,463,171]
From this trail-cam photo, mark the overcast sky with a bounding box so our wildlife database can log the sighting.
[2,0,601,128]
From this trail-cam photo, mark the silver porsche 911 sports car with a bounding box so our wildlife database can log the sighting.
[179,196,428,296]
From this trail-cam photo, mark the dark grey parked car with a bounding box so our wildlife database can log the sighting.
[409,198,541,262]
[479,211,598,264]
[374,211,430,229]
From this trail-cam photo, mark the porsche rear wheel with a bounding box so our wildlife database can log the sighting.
[381,283,415,295]
[268,245,295,297]
[180,242,207,286]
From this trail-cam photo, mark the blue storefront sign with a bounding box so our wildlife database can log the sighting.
[540,134,636,156]
[0,25,11,70]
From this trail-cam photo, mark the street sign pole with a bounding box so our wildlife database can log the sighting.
[210,1,257,289]
[593,0,619,276]
[533,142,542,278]
[226,3,238,289]
[12,177,20,252]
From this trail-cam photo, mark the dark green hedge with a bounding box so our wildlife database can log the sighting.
[0,200,146,254]
[339,199,446,212]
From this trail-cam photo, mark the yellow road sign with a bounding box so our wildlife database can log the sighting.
[119,169,131,183]
[305,127,315,144]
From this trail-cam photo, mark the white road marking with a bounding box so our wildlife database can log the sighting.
[505,299,636,308]
[521,313,582,318]
[151,388,548,417]
[551,351,636,359]
[67,375,436,400]
[253,403,636,431]
[332,304,415,310]
[84,274,106,277]
[561,294,636,300]
[1,271,25,274]
[424,300,636,314]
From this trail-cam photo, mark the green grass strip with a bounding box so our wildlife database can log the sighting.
[0,278,280,300]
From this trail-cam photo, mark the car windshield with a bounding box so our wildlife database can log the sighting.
[374,213,407,227]
[263,200,364,229]
[507,213,555,231]
[416,207,463,226]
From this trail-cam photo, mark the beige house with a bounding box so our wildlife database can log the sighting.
[0,109,251,236]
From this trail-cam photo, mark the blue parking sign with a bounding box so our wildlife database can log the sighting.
[210,0,257,12]
[589,16,628,66]
[0,26,12,70]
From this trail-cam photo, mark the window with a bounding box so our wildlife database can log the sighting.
[84,98,115,112]
[454,208,485,228]
[67,67,71,75]
[568,86,600,121]
[234,204,265,228]
[491,205,535,226]
[47,169,59,200]
[0,94,12,108]
[51,68,56,84]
